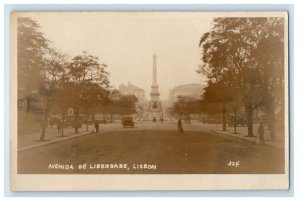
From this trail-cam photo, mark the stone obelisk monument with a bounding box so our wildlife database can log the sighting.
[147,54,162,120]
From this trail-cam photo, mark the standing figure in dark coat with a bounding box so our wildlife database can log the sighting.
[258,121,265,145]
[177,119,184,134]
[95,121,99,133]
[57,120,61,133]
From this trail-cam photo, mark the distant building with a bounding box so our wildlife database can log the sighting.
[119,82,146,117]
[168,83,206,103]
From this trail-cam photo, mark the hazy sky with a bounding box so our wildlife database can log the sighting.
[31,12,213,100]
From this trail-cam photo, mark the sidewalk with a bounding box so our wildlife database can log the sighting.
[18,122,135,151]
[18,125,96,151]
[213,124,285,149]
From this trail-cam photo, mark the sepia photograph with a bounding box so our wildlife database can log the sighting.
[10,11,289,190]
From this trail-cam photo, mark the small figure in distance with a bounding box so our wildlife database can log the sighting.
[177,118,184,134]
[95,120,99,133]
[49,119,53,128]
[258,121,265,145]
[57,120,61,134]
[153,117,156,123]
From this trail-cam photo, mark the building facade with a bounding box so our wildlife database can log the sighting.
[168,83,205,103]
[118,82,146,118]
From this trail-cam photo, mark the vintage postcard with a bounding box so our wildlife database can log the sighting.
[10,11,289,191]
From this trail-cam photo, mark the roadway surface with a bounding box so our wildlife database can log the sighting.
[18,121,285,174]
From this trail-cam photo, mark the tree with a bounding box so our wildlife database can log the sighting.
[114,94,138,116]
[251,18,284,140]
[17,17,71,141]
[17,17,49,99]
[39,49,68,141]
[51,84,72,136]
[227,91,243,134]
[201,80,234,131]
[98,90,138,122]
[66,51,110,134]
[199,17,284,138]
[199,18,256,136]
[81,82,110,131]
[47,51,71,137]
[170,95,201,124]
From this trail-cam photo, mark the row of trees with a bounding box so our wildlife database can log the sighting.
[167,96,201,123]
[40,50,111,140]
[18,18,137,141]
[198,17,284,140]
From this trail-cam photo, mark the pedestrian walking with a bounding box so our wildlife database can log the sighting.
[153,117,156,122]
[59,120,64,136]
[95,121,99,133]
[187,115,191,124]
[258,121,265,145]
[177,119,184,134]
[57,120,61,134]
[49,120,53,128]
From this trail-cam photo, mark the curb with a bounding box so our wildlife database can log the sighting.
[18,131,94,151]
[213,130,283,148]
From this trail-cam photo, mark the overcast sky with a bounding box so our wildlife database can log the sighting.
[31,12,213,100]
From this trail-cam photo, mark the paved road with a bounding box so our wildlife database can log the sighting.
[95,120,216,132]
[18,121,284,174]
[18,120,216,149]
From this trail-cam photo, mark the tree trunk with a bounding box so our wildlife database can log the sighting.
[61,111,65,137]
[222,104,226,131]
[234,108,237,134]
[246,105,254,137]
[39,110,49,141]
[110,114,113,123]
[85,109,89,131]
[268,106,276,141]
[75,110,79,134]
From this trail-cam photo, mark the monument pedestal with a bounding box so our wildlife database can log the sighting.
[147,100,162,120]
